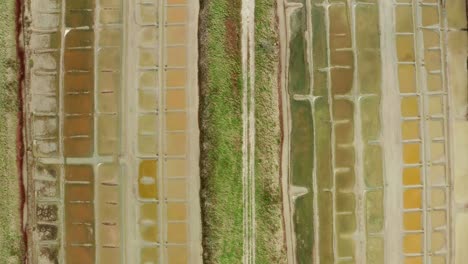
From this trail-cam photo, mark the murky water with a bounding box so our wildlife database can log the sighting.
[166,26,186,45]
[165,133,186,155]
[166,202,187,221]
[166,7,187,24]
[138,160,158,199]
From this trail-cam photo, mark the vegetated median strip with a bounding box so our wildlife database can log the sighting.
[198,0,244,263]
[199,0,287,262]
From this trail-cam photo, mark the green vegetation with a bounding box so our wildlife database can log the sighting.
[290,100,315,263]
[200,0,286,262]
[199,0,244,262]
[254,0,287,263]
[0,1,23,263]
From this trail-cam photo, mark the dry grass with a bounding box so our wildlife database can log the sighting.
[0,1,23,263]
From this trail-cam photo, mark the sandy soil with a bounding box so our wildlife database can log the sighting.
[241,0,256,261]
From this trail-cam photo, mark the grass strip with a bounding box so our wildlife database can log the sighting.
[0,1,23,263]
[254,0,287,263]
[199,0,244,262]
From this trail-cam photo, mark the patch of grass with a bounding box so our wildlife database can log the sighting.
[0,1,23,263]
[199,0,244,262]
[254,0,287,263]
[200,0,286,262]
[290,100,314,263]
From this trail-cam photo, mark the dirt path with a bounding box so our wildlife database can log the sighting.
[241,0,256,262]
[277,1,302,264]
[379,1,404,263]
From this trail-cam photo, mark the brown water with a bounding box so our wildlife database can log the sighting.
[65,165,93,181]
[65,73,93,93]
[167,0,186,4]
[166,179,186,200]
[334,122,353,144]
[65,202,94,223]
[398,65,416,93]
[65,184,94,202]
[64,137,93,157]
[100,224,120,245]
[331,68,353,95]
[165,133,186,155]
[64,50,93,71]
[165,112,187,131]
[400,96,419,117]
[333,99,354,121]
[165,159,187,177]
[165,46,186,67]
[100,248,121,263]
[99,185,119,202]
[65,30,93,48]
[64,94,93,114]
[65,246,95,264]
[64,115,92,137]
[166,26,186,45]
[138,160,158,199]
[330,50,353,66]
[167,246,188,263]
[167,203,187,221]
[66,10,94,28]
[165,69,186,87]
[63,46,94,163]
[66,222,93,244]
[166,8,187,24]
[167,222,186,243]
[396,35,415,62]
[99,203,119,223]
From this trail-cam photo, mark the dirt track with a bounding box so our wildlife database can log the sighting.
[241,0,256,261]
